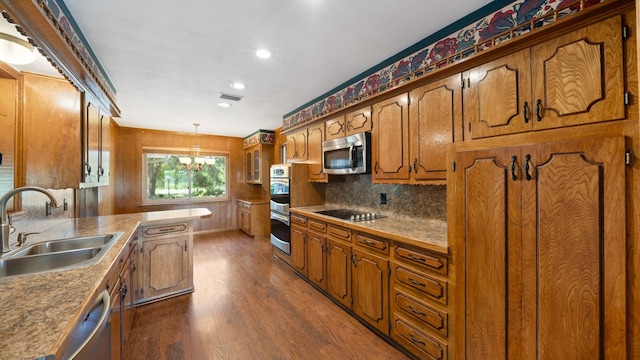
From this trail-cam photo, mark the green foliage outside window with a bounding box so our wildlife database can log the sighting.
[144,153,227,202]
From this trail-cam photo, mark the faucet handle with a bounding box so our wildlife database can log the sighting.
[17,232,38,247]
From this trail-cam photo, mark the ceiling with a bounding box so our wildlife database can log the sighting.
[10,0,495,137]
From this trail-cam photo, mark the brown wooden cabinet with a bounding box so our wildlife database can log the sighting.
[82,93,111,186]
[307,123,327,182]
[290,217,308,276]
[307,218,327,290]
[352,245,390,335]
[371,93,410,183]
[136,222,193,304]
[108,236,137,360]
[391,244,449,360]
[244,143,273,184]
[326,224,352,308]
[237,200,269,238]
[325,106,372,141]
[453,136,626,359]
[408,73,461,182]
[286,129,308,162]
[463,15,626,139]
[23,73,83,189]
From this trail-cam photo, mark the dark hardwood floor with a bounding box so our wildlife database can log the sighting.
[126,231,410,360]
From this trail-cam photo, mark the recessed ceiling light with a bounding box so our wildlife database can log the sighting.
[218,102,231,108]
[231,82,246,90]
[256,49,272,59]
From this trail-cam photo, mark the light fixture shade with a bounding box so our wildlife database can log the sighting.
[179,156,192,165]
[0,33,36,65]
[194,157,205,165]
[204,158,215,165]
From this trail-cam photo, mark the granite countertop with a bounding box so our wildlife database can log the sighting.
[237,198,270,205]
[291,205,448,254]
[0,208,211,360]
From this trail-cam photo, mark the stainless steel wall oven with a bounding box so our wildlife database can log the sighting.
[270,164,291,254]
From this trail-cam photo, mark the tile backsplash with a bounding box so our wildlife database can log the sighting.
[324,175,446,221]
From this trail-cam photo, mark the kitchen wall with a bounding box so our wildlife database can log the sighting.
[325,174,446,221]
[114,127,265,234]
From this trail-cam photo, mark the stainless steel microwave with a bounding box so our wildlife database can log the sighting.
[322,132,370,175]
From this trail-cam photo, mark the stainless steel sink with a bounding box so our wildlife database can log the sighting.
[12,234,117,256]
[0,247,103,277]
[0,232,122,278]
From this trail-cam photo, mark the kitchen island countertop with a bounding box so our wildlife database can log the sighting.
[0,208,211,360]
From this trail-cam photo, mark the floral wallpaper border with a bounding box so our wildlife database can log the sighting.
[31,0,117,102]
[282,0,604,130]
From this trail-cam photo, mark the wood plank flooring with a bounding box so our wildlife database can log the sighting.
[126,231,410,360]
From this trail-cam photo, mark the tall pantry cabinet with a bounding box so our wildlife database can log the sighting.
[451,6,635,359]
[453,137,626,359]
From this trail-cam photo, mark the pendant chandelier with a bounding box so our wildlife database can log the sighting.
[179,123,213,172]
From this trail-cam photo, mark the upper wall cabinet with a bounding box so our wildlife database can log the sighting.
[244,143,274,185]
[325,106,372,141]
[307,123,327,182]
[463,15,626,139]
[83,93,110,186]
[371,93,410,183]
[23,73,83,189]
[286,129,308,162]
[408,73,461,182]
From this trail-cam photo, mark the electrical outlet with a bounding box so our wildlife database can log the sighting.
[380,193,387,204]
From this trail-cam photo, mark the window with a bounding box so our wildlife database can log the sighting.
[142,149,228,204]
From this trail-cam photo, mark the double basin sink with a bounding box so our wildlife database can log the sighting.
[0,233,122,278]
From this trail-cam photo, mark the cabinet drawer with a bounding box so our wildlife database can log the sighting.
[394,245,448,275]
[142,223,189,237]
[394,265,447,304]
[291,214,307,226]
[354,232,388,254]
[392,314,447,360]
[392,289,448,337]
[308,218,326,233]
[327,224,350,242]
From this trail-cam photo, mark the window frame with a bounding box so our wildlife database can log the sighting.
[141,146,230,206]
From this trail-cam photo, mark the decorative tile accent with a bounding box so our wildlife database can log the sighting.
[283,0,604,130]
[243,130,276,148]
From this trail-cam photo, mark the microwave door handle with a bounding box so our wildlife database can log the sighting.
[349,144,355,169]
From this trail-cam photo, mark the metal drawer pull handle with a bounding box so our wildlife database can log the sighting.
[409,333,426,345]
[408,305,426,316]
[524,154,532,181]
[536,99,543,121]
[523,101,529,123]
[408,277,426,287]
[408,253,426,262]
[363,239,376,246]
[511,155,517,181]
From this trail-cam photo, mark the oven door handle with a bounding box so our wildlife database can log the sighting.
[270,200,289,215]
[270,212,290,226]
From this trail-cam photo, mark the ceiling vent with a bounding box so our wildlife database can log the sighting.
[220,93,243,102]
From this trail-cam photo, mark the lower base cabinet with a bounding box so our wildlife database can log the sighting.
[288,214,450,359]
[109,240,137,360]
[136,222,194,304]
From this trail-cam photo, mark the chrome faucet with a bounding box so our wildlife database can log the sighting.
[0,186,62,253]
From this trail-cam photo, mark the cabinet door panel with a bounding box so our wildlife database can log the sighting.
[464,49,531,139]
[521,136,626,359]
[531,16,625,129]
[85,100,100,183]
[307,232,326,289]
[141,236,190,300]
[327,239,351,308]
[372,93,409,181]
[307,124,327,182]
[455,147,522,360]
[325,115,345,140]
[346,106,372,135]
[352,248,389,334]
[409,74,460,181]
[290,225,307,275]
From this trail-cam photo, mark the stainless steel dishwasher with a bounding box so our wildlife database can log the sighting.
[62,290,110,360]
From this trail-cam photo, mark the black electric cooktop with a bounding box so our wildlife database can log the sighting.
[315,209,384,222]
